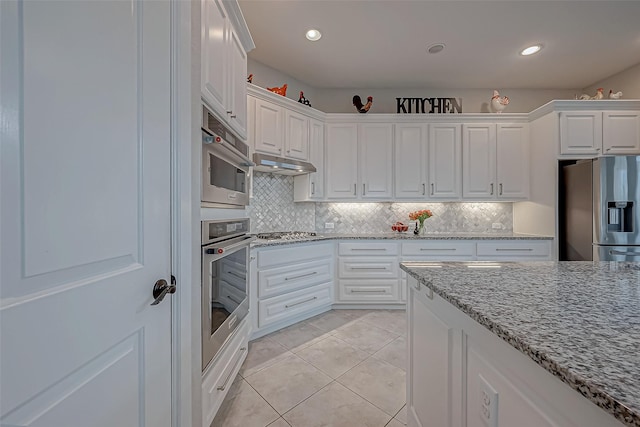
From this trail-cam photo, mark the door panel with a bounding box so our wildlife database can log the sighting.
[1,1,172,426]
[429,124,462,199]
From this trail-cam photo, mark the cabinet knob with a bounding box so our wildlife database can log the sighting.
[596,147,601,151]
[431,183,434,195]
[490,183,494,195]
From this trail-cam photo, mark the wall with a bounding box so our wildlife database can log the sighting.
[581,61,640,99]
[248,58,318,106]
[248,172,513,234]
[248,60,579,113]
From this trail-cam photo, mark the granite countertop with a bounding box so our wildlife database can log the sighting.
[400,261,640,427]
[251,232,553,248]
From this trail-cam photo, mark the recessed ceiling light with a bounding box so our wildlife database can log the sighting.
[520,44,542,56]
[427,43,445,54]
[305,29,322,41]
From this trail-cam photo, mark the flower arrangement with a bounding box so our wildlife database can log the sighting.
[409,209,433,235]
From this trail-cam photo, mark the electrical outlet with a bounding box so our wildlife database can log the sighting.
[479,374,499,427]
[492,223,503,230]
[324,222,334,229]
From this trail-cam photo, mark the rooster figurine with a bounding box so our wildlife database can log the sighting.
[353,95,373,113]
[267,84,287,96]
[579,88,604,100]
[491,90,509,114]
[609,90,623,99]
[247,74,253,84]
[298,91,311,107]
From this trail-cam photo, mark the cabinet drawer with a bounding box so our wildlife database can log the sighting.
[202,318,249,427]
[338,279,399,302]
[258,283,332,328]
[476,241,551,259]
[338,257,399,279]
[256,243,332,269]
[402,241,475,258]
[258,259,332,298]
[338,242,399,256]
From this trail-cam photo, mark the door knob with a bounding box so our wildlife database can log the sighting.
[151,277,176,306]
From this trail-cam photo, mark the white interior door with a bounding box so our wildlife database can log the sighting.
[1,1,173,426]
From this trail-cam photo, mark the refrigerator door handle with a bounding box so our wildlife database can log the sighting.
[609,250,640,256]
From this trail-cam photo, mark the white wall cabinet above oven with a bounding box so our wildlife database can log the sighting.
[559,110,640,156]
[201,0,254,139]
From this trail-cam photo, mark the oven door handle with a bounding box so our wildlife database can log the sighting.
[203,236,255,262]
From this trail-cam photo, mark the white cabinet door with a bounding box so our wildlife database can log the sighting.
[293,119,324,200]
[559,111,602,156]
[408,277,455,427]
[285,109,309,160]
[360,123,393,199]
[462,124,496,199]
[228,27,248,138]
[1,2,172,425]
[497,123,529,199]
[395,124,427,199]
[326,124,358,199]
[254,98,283,155]
[201,0,228,117]
[429,123,461,199]
[603,111,640,154]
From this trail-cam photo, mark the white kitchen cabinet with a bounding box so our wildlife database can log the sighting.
[202,317,250,427]
[201,0,252,139]
[253,97,283,155]
[560,110,640,155]
[462,123,529,200]
[360,123,394,199]
[326,123,393,200]
[428,123,461,199]
[326,124,359,199]
[407,277,459,427]
[395,124,428,199]
[406,274,624,427]
[284,109,310,160]
[251,243,333,337]
[336,241,402,304]
[294,119,325,200]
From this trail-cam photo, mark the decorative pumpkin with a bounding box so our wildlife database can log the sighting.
[267,84,287,96]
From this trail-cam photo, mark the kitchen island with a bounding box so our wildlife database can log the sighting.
[401,261,639,427]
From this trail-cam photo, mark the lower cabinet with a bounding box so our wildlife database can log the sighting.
[202,317,250,427]
[251,242,333,336]
[407,275,624,427]
[335,241,403,304]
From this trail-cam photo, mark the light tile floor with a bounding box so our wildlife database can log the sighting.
[212,309,407,427]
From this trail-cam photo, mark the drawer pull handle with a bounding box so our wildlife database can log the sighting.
[285,296,318,309]
[495,248,533,251]
[420,248,456,251]
[216,346,247,391]
[350,267,388,270]
[351,289,387,293]
[609,250,640,256]
[285,271,318,281]
[351,248,388,251]
[227,271,245,279]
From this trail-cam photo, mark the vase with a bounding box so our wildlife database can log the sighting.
[414,220,426,235]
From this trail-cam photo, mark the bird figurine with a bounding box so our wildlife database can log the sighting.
[353,95,373,113]
[267,84,287,96]
[579,88,604,100]
[247,74,253,84]
[609,90,623,99]
[490,90,509,113]
[298,91,311,107]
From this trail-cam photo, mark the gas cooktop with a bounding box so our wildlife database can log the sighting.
[256,231,318,241]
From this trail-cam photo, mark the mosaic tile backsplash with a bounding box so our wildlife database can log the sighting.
[249,172,513,234]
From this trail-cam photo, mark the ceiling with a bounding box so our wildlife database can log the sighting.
[238,1,640,90]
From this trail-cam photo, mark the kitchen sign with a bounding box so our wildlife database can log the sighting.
[396,97,462,114]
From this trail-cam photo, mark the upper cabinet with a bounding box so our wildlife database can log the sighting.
[294,119,325,201]
[462,123,529,200]
[429,124,462,199]
[201,0,254,139]
[395,124,428,199]
[559,109,640,156]
[325,123,394,200]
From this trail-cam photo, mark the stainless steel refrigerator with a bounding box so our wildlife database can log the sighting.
[560,156,640,261]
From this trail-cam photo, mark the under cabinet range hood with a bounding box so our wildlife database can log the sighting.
[252,153,316,175]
